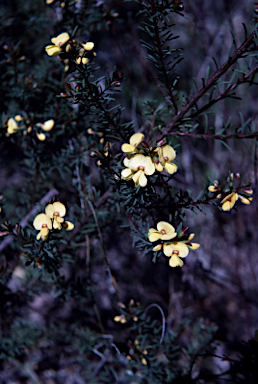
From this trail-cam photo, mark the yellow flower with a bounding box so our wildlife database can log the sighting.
[208,180,220,192]
[163,241,189,267]
[155,145,177,174]
[36,132,46,141]
[122,154,155,187]
[7,118,19,135]
[33,213,52,241]
[148,221,177,242]
[45,202,66,229]
[121,132,144,154]
[62,221,74,230]
[76,42,94,65]
[45,32,70,56]
[186,233,200,250]
[238,195,253,205]
[221,192,238,211]
[41,119,55,131]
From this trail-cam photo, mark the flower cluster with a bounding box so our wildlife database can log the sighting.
[148,221,200,267]
[121,132,177,187]
[45,32,95,69]
[33,202,74,241]
[208,173,253,211]
[5,115,55,141]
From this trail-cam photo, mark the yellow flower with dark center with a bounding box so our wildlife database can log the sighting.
[33,213,52,241]
[148,221,177,242]
[45,32,70,56]
[45,202,66,229]
[155,145,177,174]
[163,241,189,267]
[121,154,155,187]
[121,132,144,154]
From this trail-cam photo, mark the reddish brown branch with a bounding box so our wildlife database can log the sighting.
[155,28,257,141]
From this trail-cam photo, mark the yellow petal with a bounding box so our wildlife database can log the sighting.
[143,157,155,175]
[239,196,252,205]
[45,45,62,56]
[188,233,195,241]
[148,229,162,242]
[42,119,54,131]
[152,244,162,251]
[83,42,94,50]
[14,115,23,122]
[82,57,89,65]
[188,242,200,250]
[63,221,74,230]
[169,255,184,268]
[156,221,176,240]
[129,132,144,146]
[221,192,238,211]
[138,171,148,187]
[121,143,136,154]
[52,202,66,217]
[164,162,178,174]
[36,132,46,141]
[121,168,134,180]
[52,32,70,46]
[162,145,176,161]
[33,213,52,230]
[163,242,189,258]
[132,170,142,185]
[53,220,62,230]
[45,204,54,218]
[129,154,145,170]
[208,186,218,192]
[155,162,163,172]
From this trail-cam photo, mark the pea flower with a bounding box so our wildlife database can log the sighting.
[155,145,177,174]
[221,190,253,211]
[45,32,70,56]
[208,180,220,192]
[76,42,94,64]
[33,213,52,241]
[163,242,190,267]
[45,202,66,229]
[148,221,177,242]
[121,132,145,154]
[121,154,155,187]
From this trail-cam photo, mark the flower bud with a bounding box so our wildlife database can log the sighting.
[157,139,167,147]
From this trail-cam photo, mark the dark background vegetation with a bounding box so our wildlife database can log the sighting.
[0,0,258,382]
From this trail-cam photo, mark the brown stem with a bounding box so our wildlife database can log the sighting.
[155,28,257,141]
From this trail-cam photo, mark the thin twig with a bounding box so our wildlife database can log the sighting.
[0,188,58,253]
[155,28,257,141]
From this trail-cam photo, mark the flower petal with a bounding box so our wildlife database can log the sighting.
[33,213,49,230]
[52,202,66,217]
[129,132,144,146]
[83,42,94,50]
[148,228,162,242]
[162,145,176,161]
[63,221,74,230]
[45,204,54,218]
[53,32,70,46]
[143,157,155,175]
[36,132,46,141]
[121,143,136,154]
[45,45,62,56]
[138,171,148,187]
[164,162,178,174]
[42,119,54,131]
[169,255,184,268]
[188,242,200,250]
[121,168,134,180]
[157,221,176,240]
[153,244,162,251]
